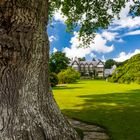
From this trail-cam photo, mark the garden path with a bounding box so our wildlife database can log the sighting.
[69,119,109,140]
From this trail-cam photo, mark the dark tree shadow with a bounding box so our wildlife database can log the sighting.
[53,86,83,90]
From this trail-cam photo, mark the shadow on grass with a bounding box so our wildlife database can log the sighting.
[53,86,83,90]
[61,89,140,140]
[75,89,140,109]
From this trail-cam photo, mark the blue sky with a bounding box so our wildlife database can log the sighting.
[48,1,140,62]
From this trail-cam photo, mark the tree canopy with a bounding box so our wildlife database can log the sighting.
[49,0,140,44]
[49,51,70,73]
[78,57,86,61]
[105,59,117,69]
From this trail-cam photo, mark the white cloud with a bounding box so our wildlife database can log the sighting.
[114,49,140,62]
[90,53,96,58]
[113,16,140,30]
[51,1,140,60]
[102,31,118,41]
[93,34,114,53]
[117,38,124,43]
[124,30,140,36]
[60,1,140,60]
[53,47,58,53]
[53,10,67,23]
[107,0,131,18]
[49,35,57,42]
[109,1,140,31]
[118,0,134,19]
[63,32,114,59]
[101,55,106,62]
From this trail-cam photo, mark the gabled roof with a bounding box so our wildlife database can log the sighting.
[97,60,105,66]
[71,58,104,67]
[71,60,79,65]
[79,60,98,66]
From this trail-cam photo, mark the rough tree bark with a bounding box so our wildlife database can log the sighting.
[0,0,80,139]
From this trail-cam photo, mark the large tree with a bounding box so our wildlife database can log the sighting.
[0,0,139,139]
[105,59,117,69]
[0,0,79,139]
[49,51,69,74]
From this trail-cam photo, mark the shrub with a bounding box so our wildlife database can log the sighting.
[57,67,81,84]
[50,73,58,87]
[136,77,140,84]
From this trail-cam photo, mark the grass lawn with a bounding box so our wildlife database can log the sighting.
[53,80,140,140]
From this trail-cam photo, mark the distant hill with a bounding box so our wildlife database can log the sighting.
[109,53,140,84]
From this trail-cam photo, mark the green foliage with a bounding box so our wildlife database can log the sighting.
[130,1,140,16]
[57,67,81,84]
[60,0,128,45]
[109,53,140,84]
[78,57,86,61]
[49,1,140,45]
[49,0,61,19]
[50,72,58,87]
[49,51,70,74]
[48,0,124,45]
[105,59,116,69]
[92,58,96,61]
[116,60,127,67]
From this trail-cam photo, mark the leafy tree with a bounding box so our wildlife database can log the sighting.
[49,51,70,74]
[78,57,86,61]
[57,67,80,84]
[0,0,140,139]
[105,59,117,69]
[92,58,96,61]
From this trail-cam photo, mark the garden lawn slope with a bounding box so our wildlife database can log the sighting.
[109,53,140,84]
[53,80,140,140]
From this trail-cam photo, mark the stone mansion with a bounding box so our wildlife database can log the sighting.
[70,58,105,78]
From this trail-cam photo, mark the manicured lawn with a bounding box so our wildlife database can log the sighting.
[53,80,140,140]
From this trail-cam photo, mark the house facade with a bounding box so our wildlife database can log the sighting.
[70,58,105,78]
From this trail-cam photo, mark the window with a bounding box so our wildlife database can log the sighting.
[98,71,103,77]
[89,64,93,71]
[97,67,103,71]
[85,64,89,72]
[80,64,84,71]
[72,62,79,70]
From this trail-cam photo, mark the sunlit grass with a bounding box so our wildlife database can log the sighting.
[53,80,140,140]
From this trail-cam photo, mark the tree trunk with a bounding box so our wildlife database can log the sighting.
[0,0,80,139]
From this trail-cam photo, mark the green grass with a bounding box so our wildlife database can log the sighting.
[53,80,140,140]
